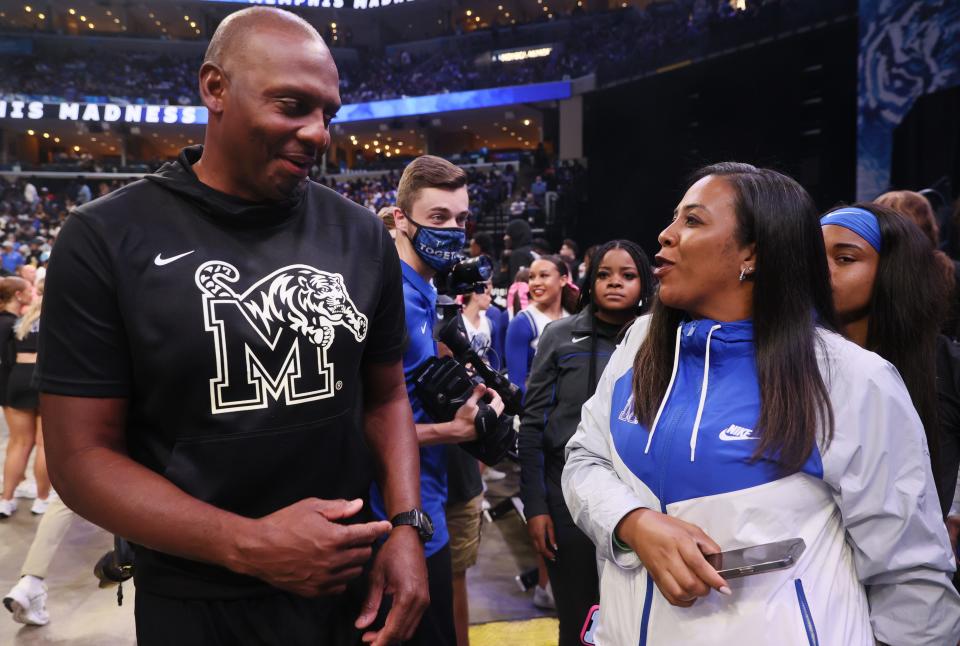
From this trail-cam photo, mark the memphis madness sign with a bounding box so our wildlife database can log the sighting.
[0,101,206,125]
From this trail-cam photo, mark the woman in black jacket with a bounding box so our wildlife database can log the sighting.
[518,240,653,645]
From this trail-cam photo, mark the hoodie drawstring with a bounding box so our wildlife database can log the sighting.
[689,324,722,462]
[644,324,683,454]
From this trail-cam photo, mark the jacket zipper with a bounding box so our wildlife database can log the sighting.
[794,579,819,646]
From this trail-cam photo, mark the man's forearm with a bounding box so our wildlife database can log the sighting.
[365,398,422,517]
[51,445,253,572]
[415,420,471,447]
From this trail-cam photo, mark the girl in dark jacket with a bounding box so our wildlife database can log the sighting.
[518,240,653,645]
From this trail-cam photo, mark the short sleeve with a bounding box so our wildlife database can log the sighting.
[37,213,132,397]
[362,224,406,364]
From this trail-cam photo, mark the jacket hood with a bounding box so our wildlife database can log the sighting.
[145,145,305,226]
[505,219,532,247]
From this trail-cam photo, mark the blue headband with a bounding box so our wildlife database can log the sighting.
[820,207,882,253]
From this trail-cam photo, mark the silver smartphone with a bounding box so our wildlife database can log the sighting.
[704,538,806,579]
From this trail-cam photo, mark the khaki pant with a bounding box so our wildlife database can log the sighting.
[22,495,77,579]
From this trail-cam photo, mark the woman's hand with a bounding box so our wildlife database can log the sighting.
[527,514,558,562]
[615,508,730,607]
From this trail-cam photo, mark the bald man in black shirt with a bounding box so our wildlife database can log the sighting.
[37,8,427,645]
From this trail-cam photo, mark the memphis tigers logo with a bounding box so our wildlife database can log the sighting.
[195,261,368,414]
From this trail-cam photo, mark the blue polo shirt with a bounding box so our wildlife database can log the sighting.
[370,260,449,557]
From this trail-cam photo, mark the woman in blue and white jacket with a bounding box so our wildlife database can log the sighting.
[562,162,960,645]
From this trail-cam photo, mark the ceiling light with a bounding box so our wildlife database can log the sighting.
[190,21,196,28]
[38,13,44,19]
[375,148,381,154]
[88,23,94,28]
[42,132,49,138]
[523,119,531,126]
[465,9,472,16]
[385,152,391,157]
[54,137,60,143]
[80,15,86,21]
[68,8,76,15]
[184,15,189,21]
[27,129,34,136]
[364,144,370,150]
[73,145,80,152]
[331,22,336,28]
[24,6,31,13]
[114,18,119,23]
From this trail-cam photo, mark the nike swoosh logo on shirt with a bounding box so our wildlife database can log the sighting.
[572,335,590,343]
[421,322,428,335]
[154,250,196,266]
[718,424,757,441]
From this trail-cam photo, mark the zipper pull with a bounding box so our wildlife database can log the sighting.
[117,581,123,607]
[686,321,697,337]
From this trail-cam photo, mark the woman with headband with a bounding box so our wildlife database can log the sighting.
[821,204,959,517]
[561,163,960,645]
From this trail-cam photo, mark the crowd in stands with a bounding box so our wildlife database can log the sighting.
[0,0,847,107]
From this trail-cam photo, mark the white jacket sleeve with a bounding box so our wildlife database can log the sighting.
[822,359,960,646]
[562,320,659,569]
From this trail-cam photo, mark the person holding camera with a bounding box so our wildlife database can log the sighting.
[562,163,959,644]
[519,240,653,645]
[369,155,505,646]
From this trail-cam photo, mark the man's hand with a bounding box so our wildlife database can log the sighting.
[527,514,558,562]
[947,515,960,555]
[355,526,430,645]
[449,385,505,442]
[616,508,730,607]
[227,498,391,598]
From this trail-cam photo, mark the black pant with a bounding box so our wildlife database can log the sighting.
[376,544,456,646]
[545,478,600,646]
[135,587,364,646]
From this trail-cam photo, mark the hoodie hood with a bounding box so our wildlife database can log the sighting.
[505,219,532,248]
[145,145,306,227]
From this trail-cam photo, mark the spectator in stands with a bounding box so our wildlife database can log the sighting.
[559,238,580,283]
[22,180,38,207]
[468,233,494,260]
[1,241,24,276]
[532,238,553,257]
[531,176,547,207]
[510,194,527,220]
[505,219,536,285]
[75,179,92,205]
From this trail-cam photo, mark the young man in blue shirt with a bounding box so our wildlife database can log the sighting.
[370,155,504,645]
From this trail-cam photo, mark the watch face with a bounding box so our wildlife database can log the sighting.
[416,509,435,540]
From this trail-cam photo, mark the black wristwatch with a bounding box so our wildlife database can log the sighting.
[390,508,434,543]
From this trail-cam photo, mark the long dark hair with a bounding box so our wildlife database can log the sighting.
[853,201,946,496]
[532,254,580,314]
[578,240,654,397]
[632,162,837,473]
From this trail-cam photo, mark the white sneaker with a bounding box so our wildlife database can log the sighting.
[0,498,17,519]
[532,581,556,610]
[3,575,49,626]
[30,497,49,515]
[482,468,507,482]
[14,481,37,499]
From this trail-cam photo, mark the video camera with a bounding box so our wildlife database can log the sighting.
[436,255,493,296]
[411,309,522,466]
